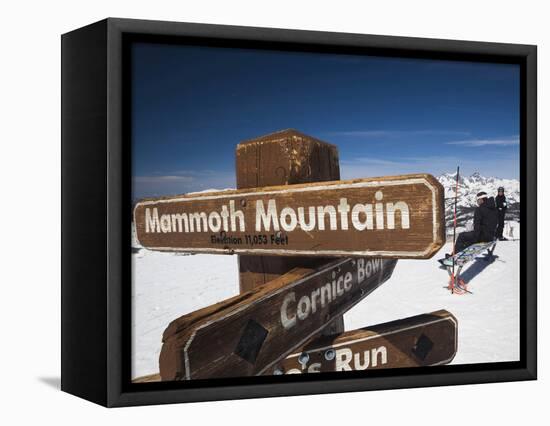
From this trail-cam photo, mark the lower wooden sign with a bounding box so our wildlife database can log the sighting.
[267,310,457,375]
[159,257,397,380]
[133,309,457,383]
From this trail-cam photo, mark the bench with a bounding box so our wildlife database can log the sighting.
[440,240,497,294]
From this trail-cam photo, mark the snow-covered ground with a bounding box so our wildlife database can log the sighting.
[132,239,520,379]
[344,240,520,366]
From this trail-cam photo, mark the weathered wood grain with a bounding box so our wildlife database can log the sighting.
[236,129,344,333]
[159,257,397,380]
[267,310,457,374]
[236,129,340,189]
[134,174,445,258]
[132,373,161,383]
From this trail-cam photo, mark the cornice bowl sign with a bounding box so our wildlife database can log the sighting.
[134,173,445,259]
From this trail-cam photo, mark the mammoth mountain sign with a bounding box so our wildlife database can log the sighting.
[134,173,445,258]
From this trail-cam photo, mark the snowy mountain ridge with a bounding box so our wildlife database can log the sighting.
[437,171,520,236]
[438,171,519,208]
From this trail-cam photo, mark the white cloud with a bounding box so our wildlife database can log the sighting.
[340,154,519,180]
[328,129,471,138]
[133,170,235,199]
[445,136,519,147]
[134,175,195,184]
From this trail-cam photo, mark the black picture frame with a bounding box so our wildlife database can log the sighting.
[61,17,537,407]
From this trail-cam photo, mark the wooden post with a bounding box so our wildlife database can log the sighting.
[235,128,345,334]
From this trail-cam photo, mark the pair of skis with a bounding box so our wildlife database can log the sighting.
[448,166,471,295]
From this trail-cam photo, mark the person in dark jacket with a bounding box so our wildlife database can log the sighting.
[495,186,508,240]
[451,191,498,255]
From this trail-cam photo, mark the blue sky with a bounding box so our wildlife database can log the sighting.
[131,42,520,199]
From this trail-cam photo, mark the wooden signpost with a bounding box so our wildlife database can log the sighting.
[130,129,454,383]
[133,174,445,259]
[236,130,345,333]
[159,257,397,380]
[268,310,457,374]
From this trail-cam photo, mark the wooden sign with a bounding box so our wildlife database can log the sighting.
[267,310,457,375]
[159,257,397,380]
[132,309,456,383]
[134,174,445,259]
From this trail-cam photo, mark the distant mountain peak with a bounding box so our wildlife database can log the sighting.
[437,171,520,233]
[437,171,520,208]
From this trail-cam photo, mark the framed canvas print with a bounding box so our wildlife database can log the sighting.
[61,18,537,407]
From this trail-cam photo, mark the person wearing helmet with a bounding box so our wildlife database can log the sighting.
[446,191,498,258]
[495,186,508,241]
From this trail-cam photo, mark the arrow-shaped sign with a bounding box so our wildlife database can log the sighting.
[134,174,445,259]
[267,310,457,374]
[159,257,397,380]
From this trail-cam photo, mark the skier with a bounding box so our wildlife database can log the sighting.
[495,186,508,240]
[447,191,498,256]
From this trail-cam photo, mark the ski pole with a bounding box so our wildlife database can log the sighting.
[451,166,460,293]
